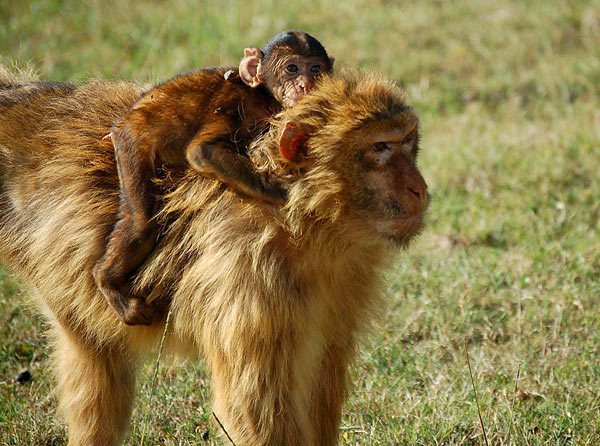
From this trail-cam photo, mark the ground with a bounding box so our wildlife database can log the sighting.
[0,0,598,444]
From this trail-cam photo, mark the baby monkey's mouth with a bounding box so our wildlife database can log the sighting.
[282,82,313,108]
[282,91,304,108]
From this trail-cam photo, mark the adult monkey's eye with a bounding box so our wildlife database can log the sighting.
[286,64,299,73]
[310,65,321,73]
[373,142,389,152]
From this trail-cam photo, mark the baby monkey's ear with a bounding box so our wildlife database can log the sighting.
[239,47,265,88]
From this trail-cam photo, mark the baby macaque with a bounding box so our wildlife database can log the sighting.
[94,31,333,325]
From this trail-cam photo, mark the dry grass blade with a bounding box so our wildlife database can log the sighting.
[464,340,490,446]
[213,411,237,446]
[507,362,521,443]
[139,309,173,446]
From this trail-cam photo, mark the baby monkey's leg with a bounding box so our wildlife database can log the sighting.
[93,126,160,326]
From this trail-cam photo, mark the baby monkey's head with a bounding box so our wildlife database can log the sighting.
[239,30,334,108]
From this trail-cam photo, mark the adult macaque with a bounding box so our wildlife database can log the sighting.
[0,67,428,446]
[94,31,334,326]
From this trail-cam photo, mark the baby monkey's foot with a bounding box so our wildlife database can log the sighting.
[120,296,156,326]
[94,266,157,326]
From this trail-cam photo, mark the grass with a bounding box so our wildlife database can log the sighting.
[1,0,599,444]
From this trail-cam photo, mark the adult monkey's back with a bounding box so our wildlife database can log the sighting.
[0,67,428,446]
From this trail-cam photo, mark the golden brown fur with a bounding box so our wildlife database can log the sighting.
[0,67,427,445]
[95,31,333,326]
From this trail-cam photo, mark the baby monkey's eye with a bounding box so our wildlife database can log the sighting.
[373,142,390,152]
[286,64,299,73]
[310,65,321,73]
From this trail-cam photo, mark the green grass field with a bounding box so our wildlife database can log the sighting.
[1,0,599,444]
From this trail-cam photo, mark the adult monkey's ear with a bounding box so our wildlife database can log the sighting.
[239,47,264,88]
[279,121,313,165]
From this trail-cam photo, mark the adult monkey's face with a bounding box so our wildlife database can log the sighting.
[268,72,429,246]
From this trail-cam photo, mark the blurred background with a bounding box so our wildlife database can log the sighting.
[1,1,598,444]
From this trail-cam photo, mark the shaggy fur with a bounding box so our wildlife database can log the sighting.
[0,67,426,445]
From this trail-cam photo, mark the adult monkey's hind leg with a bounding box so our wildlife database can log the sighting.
[52,324,136,446]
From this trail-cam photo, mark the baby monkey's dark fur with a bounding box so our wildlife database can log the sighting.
[93,31,333,325]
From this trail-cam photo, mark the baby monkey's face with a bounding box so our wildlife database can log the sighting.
[268,55,329,108]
